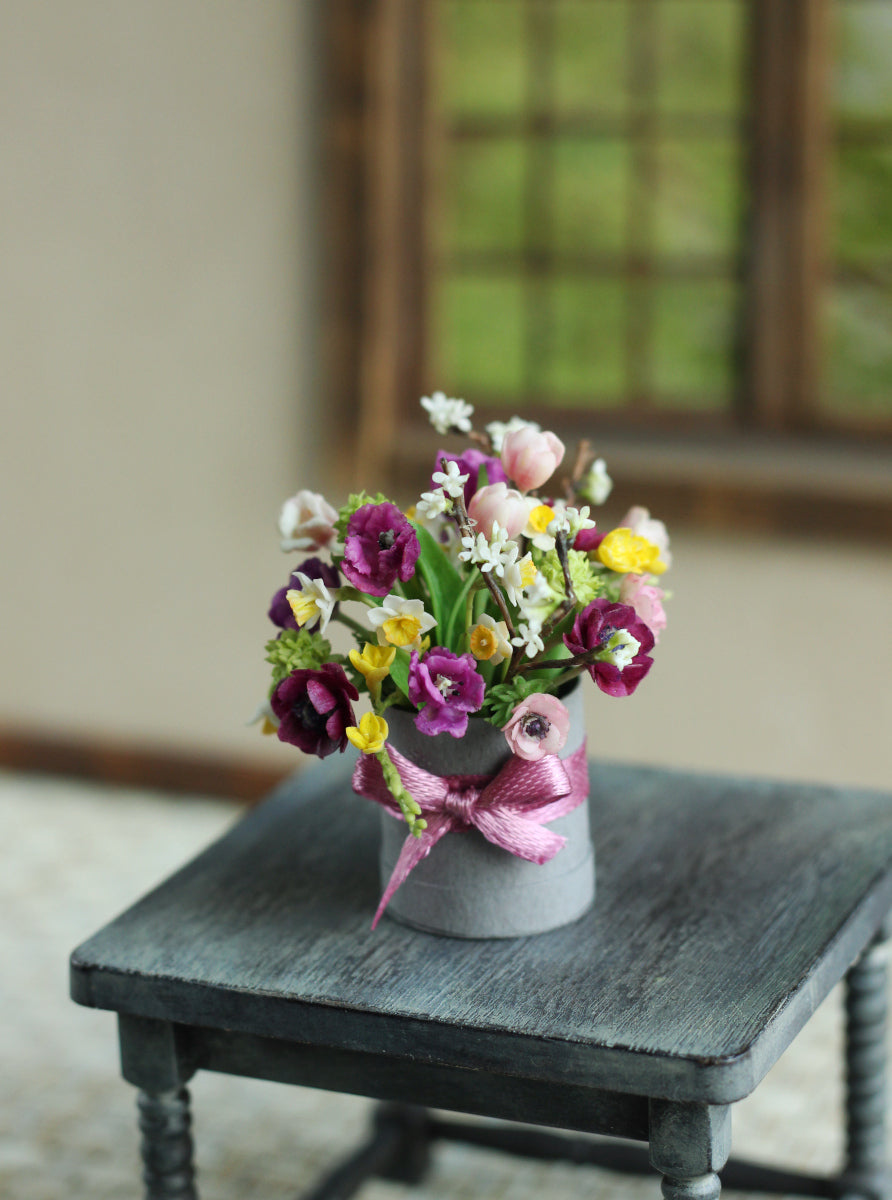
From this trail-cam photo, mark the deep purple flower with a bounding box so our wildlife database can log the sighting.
[563,599,655,698]
[268,557,340,629]
[271,663,358,757]
[342,503,420,597]
[408,647,485,738]
[433,448,508,508]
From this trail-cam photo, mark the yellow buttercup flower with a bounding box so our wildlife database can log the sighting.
[345,712,389,754]
[349,643,395,690]
[598,527,667,575]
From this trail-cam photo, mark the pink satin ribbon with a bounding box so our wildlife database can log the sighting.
[352,740,589,928]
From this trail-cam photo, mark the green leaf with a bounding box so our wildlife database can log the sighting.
[443,570,483,651]
[389,647,411,699]
[410,520,463,636]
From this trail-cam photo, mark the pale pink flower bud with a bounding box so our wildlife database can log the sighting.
[468,482,530,540]
[278,489,338,553]
[620,506,671,570]
[501,428,565,493]
[502,693,570,761]
[619,574,668,643]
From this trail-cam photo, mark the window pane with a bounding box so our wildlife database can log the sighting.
[652,282,736,403]
[543,280,626,403]
[553,138,630,254]
[835,0,892,122]
[834,145,892,264]
[445,140,527,255]
[435,277,526,394]
[553,1,628,115]
[438,0,526,118]
[656,1,744,114]
[656,139,740,258]
[823,281,892,415]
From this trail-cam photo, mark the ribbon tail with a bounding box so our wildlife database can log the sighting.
[474,808,567,865]
[371,813,453,929]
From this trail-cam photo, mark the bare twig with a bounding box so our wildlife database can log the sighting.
[554,529,578,609]
[443,458,517,640]
[563,438,595,501]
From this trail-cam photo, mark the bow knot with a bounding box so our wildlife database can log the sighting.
[443,782,479,824]
[352,740,589,928]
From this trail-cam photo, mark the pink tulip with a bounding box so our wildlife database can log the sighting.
[501,428,565,493]
[468,482,530,540]
[619,574,668,643]
[502,693,570,761]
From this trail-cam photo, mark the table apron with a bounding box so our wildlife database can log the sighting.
[188,1026,650,1142]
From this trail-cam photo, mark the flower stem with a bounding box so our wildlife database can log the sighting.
[375,746,427,837]
[335,611,371,640]
[444,465,517,640]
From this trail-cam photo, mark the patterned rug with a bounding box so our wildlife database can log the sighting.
[0,769,862,1199]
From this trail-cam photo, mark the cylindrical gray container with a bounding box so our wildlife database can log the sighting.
[379,682,594,938]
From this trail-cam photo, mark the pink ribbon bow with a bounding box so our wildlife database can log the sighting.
[352,741,589,928]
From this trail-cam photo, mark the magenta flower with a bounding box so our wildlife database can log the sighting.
[434,448,507,507]
[564,599,655,697]
[572,526,605,554]
[408,648,485,737]
[268,557,339,629]
[503,693,570,761]
[271,663,358,757]
[342,502,420,597]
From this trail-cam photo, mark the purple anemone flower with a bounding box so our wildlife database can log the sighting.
[564,599,655,698]
[271,663,358,757]
[268,557,340,629]
[433,448,508,508]
[408,647,485,738]
[342,503,420,597]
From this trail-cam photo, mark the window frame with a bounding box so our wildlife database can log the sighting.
[321,0,892,539]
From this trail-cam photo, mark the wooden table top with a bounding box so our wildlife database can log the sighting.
[71,756,892,1104]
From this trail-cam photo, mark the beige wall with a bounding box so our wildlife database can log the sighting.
[2,3,890,791]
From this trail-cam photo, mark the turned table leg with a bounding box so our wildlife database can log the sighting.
[137,1088,197,1200]
[649,1100,731,1200]
[118,1014,198,1200]
[843,928,890,1199]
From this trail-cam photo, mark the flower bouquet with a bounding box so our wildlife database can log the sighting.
[259,394,670,935]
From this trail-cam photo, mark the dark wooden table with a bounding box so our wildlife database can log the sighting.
[70,756,892,1200]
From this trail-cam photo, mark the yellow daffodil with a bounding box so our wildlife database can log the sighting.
[345,712,389,754]
[597,527,667,576]
[349,643,395,701]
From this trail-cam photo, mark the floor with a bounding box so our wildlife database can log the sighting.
[0,768,869,1199]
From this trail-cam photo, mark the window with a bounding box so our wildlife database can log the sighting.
[429,0,746,422]
[323,0,892,530]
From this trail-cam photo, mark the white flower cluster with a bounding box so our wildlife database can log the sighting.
[459,521,510,572]
[421,391,474,435]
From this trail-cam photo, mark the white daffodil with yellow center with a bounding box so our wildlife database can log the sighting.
[496,545,537,606]
[469,613,512,665]
[285,572,336,634]
[367,594,437,653]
